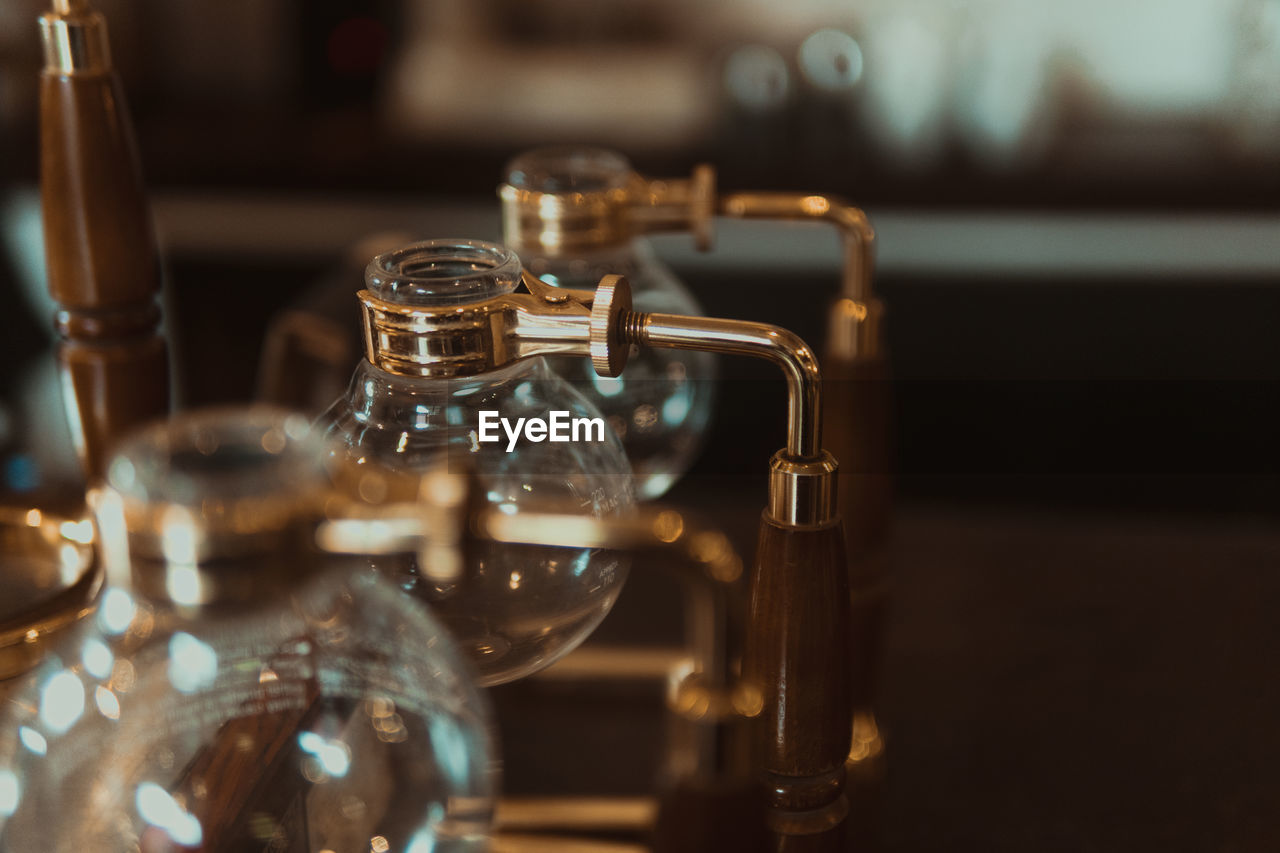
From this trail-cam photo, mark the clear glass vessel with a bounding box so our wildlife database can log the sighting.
[319,239,635,686]
[503,147,716,500]
[0,409,494,852]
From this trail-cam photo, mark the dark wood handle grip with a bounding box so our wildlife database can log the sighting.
[41,68,169,478]
[745,514,852,815]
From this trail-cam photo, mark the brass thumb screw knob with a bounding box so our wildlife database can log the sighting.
[590,273,633,378]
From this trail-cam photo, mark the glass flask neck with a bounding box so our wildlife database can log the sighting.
[500,146,638,254]
[358,239,598,380]
[499,145,715,255]
[505,146,634,195]
[364,238,521,307]
[340,357,549,427]
[97,408,336,609]
[99,564,329,648]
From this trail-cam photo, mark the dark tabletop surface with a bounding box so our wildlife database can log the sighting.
[494,492,1280,852]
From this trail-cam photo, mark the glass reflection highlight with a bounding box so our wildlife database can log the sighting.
[97,588,135,635]
[81,638,113,679]
[0,771,18,818]
[17,727,46,756]
[136,782,203,847]
[38,670,84,735]
[298,732,352,779]
[167,632,218,694]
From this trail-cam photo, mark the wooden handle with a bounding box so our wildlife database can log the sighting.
[744,515,852,818]
[41,62,169,478]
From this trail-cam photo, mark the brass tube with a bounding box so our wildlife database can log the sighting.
[495,796,657,834]
[616,311,822,460]
[718,192,876,304]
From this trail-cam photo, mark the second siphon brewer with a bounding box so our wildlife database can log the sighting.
[501,147,717,500]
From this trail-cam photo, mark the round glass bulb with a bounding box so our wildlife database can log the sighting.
[0,408,495,851]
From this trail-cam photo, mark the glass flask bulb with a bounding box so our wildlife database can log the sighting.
[319,239,635,686]
[0,409,495,852]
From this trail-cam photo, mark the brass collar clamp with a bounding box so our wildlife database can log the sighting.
[359,262,623,381]
[360,240,837,526]
[499,147,716,256]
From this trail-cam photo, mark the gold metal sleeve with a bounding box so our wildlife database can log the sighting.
[766,450,840,527]
[40,7,111,75]
[499,165,716,256]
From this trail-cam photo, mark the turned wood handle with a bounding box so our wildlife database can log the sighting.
[744,515,852,815]
[40,20,169,479]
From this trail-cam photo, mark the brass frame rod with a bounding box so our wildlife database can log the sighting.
[617,311,823,460]
[718,192,876,304]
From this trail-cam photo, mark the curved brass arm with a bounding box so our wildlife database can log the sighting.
[612,311,821,461]
[717,192,875,304]
[637,177,883,362]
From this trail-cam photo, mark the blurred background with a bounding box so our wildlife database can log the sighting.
[6,0,1280,197]
[2,1,1280,848]
[0,0,1277,500]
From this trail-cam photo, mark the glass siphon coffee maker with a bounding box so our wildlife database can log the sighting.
[318,239,635,686]
[0,409,495,852]
[500,147,717,499]
[505,146,893,786]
